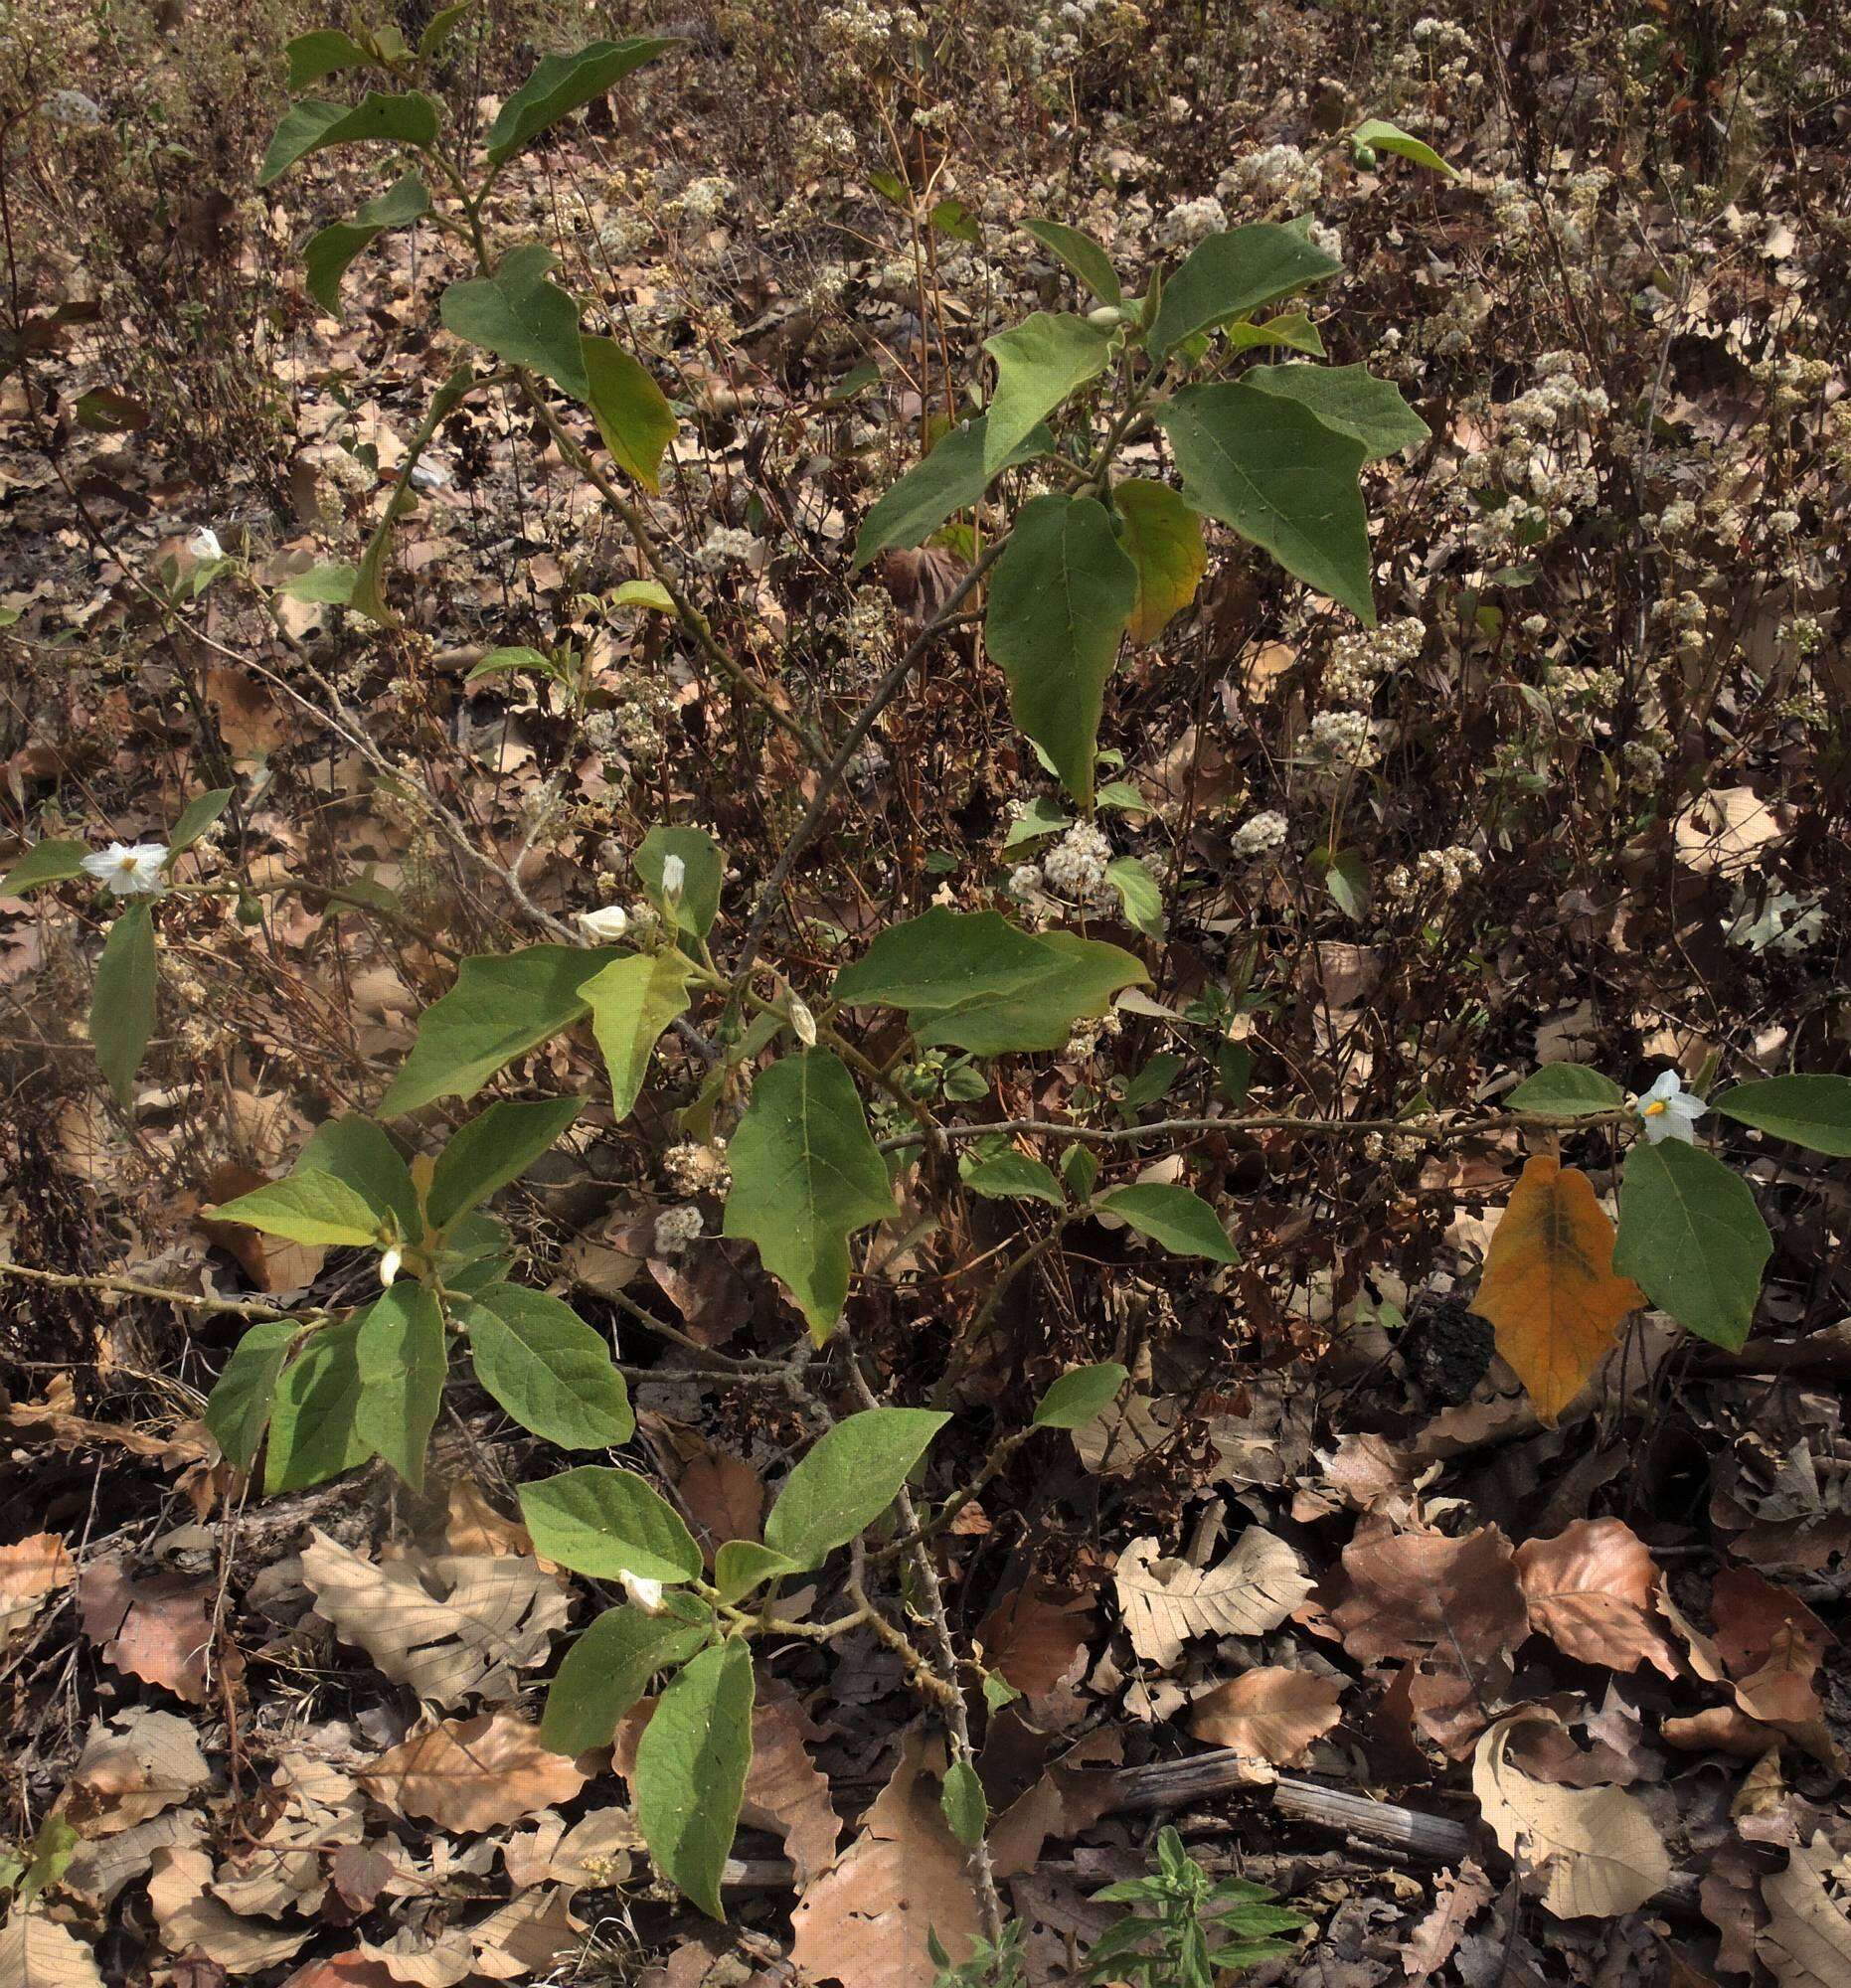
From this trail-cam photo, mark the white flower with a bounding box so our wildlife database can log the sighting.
[659,854,687,900]
[653,1204,704,1255]
[187,527,225,561]
[788,998,817,1047]
[83,842,168,897]
[379,1245,403,1288]
[1634,1069,1705,1144]
[620,1570,665,1614]
[577,904,630,943]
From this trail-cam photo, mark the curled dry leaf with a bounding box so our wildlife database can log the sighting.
[147,1845,314,1974]
[62,1709,212,1835]
[0,1531,76,1644]
[361,1709,590,1834]
[1403,1861,1494,1988]
[301,1530,569,1708]
[1514,1518,1680,1678]
[1759,1833,1851,1988]
[739,1687,841,1891]
[1114,1527,1312,1669]
[1187,1666,1345,1771]
[77,1561,219,1706]
[1472,1712,1671,1920]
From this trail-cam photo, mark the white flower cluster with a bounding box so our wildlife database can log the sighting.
[663,1139,732,1197]
[1217,144,1322,213]
[1160,195,1227,247]
[594,210,652,259]
[815,0,917,80]
[1040,820,1116,905]
[1547,662,1623,711]
[671,175,735,228]
[1322,616,1425,705]
[1385,845,1482,901]
[653,1205,705,1255]
[1308,708,1379,769]
[793,110,858,176]
[584,671,677,769]
[1466,352,1610,554]
[1229,809,1287,860]
[699,526,761,570]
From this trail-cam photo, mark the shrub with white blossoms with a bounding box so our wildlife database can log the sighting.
[1229,809,1288,860]
[1040,820,1115,907]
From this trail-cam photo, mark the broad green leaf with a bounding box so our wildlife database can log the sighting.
[583,335,676,491]
[1095,1182,1238,1263]
[832,908,1147,1056]
[484,37,678,167]
[1063,1144,1099,1201]
[1243,363,1430,461]
[540,1601,710,1755]
[440,244,589,398]
[1225,310,1325,356]
[211,1170,384,1248]
[712,1541,797,1606]
[928,195,981,243]
[204,1318,299,1470]
[1034,1361,1128,1428]
[464,1282,633,1449]
[1022,217,1121,305]
[519,1465,703,1582]
[985,493,1137,807]
[1714,1076,1851,1156]
[1218,1039,1253,1106]
[92,901,158,1107]
[297,1116,421,1240]
[1105,855,1165,938]
[1506,1065,1625,1116]
[611,579,675,611]
[1002,795,1072,852]
[166,788,234,860]
[1322,845,1369,921]
[258,92,441,188]
[762,1408,950,1570]
[941,1759,987,1849]
[982,313,1114,477]
[1155,382,1374,623]
[1117,1052,1183,1115]
[419,1,476,58]
[1,838,89,895]
[634,1638,755,1919]
[1614,1139,1770,1351]
[426,1096,582,1229]
[354,1284,446,1490]
[1147,223,1343,364]
[381,945,624,1113]
[284,28,372,90]
[635,824,723,938]
[278,563,358,603]
[852,415,1054,570]
[265,1316,369,1493]
[1112,478,1207,644]
[722,1052,893,1341]
[1353,117,1458,177]
[585,950,693,1118]
[961,1152,1065,1207]
[464,645,563,685]
[303,171,430,313]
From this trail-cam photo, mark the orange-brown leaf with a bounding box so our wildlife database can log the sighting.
[1472,1156,1642,1423]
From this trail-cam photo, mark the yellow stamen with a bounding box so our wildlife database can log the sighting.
[1642,1099,1666,1116]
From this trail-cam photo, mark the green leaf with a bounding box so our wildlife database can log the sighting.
[278,563,358,604]
[1225,310,1325,357]
[1095,1182,1238,1263]
[354,1283,446,1490]
[712,1541,797,1606]
[985,492,1138,807]
[1218,1039,1253,1106]
[1321,845,1369,921]
[832,908,1147,1056]
[982,313,1115,477]
[1118,1052,1183,1115]
[1,838,89,895]
[1105,855,1165,938]
[1147,223,1343,364]
[204,1318,299,1470]
[518,1465,704,1582]
[284,28,372,90]
[165,788,234,861]
[1243,363,1430,461]
[1033,1361,1128,1428]
[583,335,676,492]
[1714,1076,1851,1157]
[1022,217,1121,305]
[961,1152,1065,1207]
[426,1096,582,1229]
[635,824,724,938]
[634,1639,755,1919]
[1112,478,1207,645]
[1002,795,1072,852]
[762,1408,949,1570]
[540,1602,710,1755]
[303,171,430,314]
[1353,117,1458,177]
[440,244,588,398]
[1507,1065,1626,1116]
[852,415,1053,570]
[420,1,477,57]
[722,1052,893,1341]
[91,902,158,1107]
[1614,1139,1770,1351]
[1063,1144,1099,1201]
[296,1117,421,1239]
[464,1282,633,1449]
[382,945,623,1113]
[610,579,675,612]
[258,92,441,188]
[941,1758,987,1849]
[484,37,678,167]
[265,1317,369,1493]
[1155,381,1375,624]
[585,950,693,1118]
[74,387,150,434]
[211,1170,385,1248]
[464,645,564,686]
[928,196,981,243]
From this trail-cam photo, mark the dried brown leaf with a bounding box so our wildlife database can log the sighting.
[1514,1518,1679,1678]
[360,1710,589,1834]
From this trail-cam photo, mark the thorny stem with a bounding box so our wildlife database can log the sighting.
[0,1259,319,1323]
[879,1105,1637,1153]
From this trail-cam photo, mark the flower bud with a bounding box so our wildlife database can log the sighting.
[789,998,817,1047]
[576,904,630,943]
[660,854,686,901]
[379,1245,403,1288]
[620,1570,665,1615]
